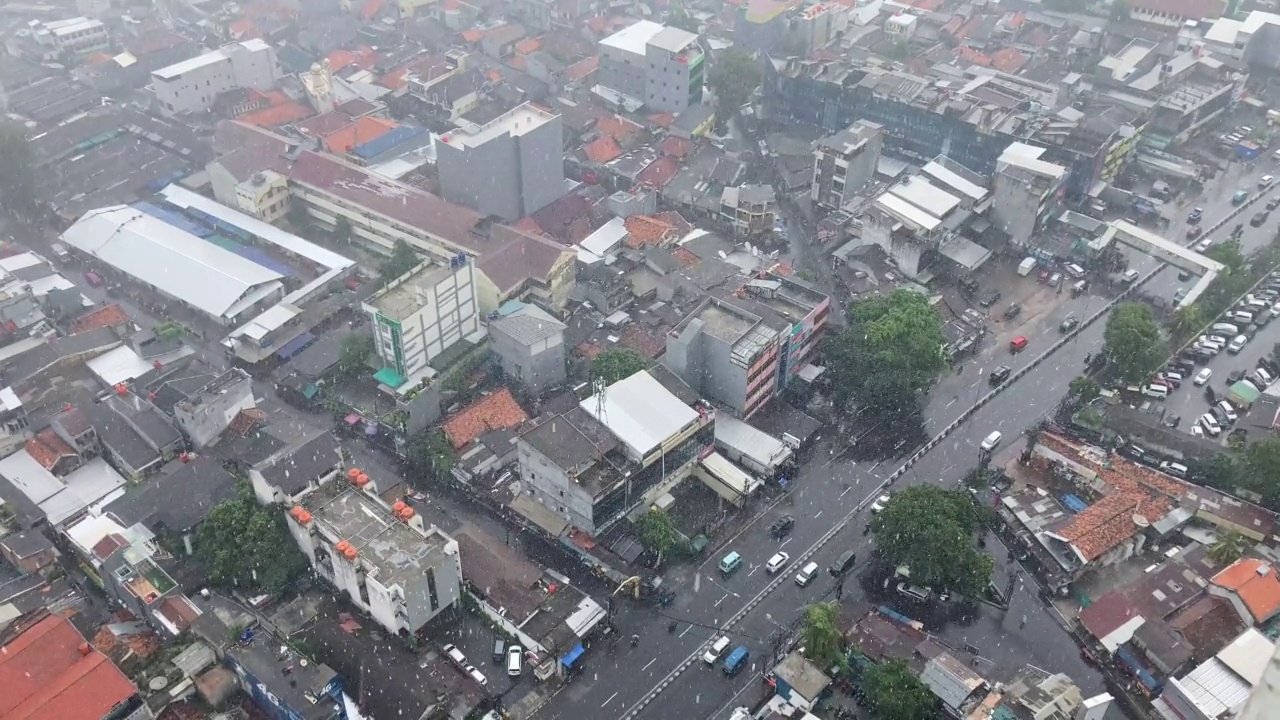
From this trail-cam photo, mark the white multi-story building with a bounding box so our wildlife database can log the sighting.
[362,258,480,389]
[991,142,1067,249]
[31,17,109,56]
[598,20,704,113]
[151,39,280,116]
[285,472,462,636]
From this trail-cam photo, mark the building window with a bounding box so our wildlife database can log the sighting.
[427,568,439,612]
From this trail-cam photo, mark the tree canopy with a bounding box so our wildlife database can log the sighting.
[1239,438,1280,509]
[379,240,421,284]
[1103,302,1164,383]
[825,290,947,422]
[861,658,939,720]
[338,334,376,378]
[0,122,38,222]
[870,485,993,597]
[1068,376,1101,404]
[709,49,760,120]
[1208,531,1251,566]
[634,507,683,567]
[196,485,308,595]
[591,348,650,386]
[800,601,845,668]
[406,429,455,483]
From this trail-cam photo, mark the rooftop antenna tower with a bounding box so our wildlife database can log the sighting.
[593,375,608,425]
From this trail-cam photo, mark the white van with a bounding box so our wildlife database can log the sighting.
[1229,310,1254,324]
[507,645,523,677]
[1212,323,1240,336]
[1142,384,1169,398]
[1160,461,1188,478]
[443,644,468,666]
[703,636,731,665]
[980,431,1002,451]
[795,561,820,587]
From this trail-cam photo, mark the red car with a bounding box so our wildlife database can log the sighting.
[1010,336,1029,353]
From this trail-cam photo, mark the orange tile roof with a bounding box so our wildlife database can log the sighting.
[508,55,528,71]
[238,101,313,128]
[442,388,529,450]
[583,135,622,164]
[323,116,398,154]
[360,0,382,20]
[0,614,138,720]
[635,155,680,188]
[228,19,256,37]
[514,37,541,55]
[648,112,676,128]
[325,46,377,74]
[990,47,1028,73]
[955,47,991,67]
[596,115,644,143]
[25,430,75,471]
[673,246,700,267]
[624,214,680,248]
[71,304,128,334]
[566,55,599,82]
[1008,10,1027,28]
[1211,559,1280,622]
[1037,432,1186,561]
[658,135,694,158]
[461,28,484,43]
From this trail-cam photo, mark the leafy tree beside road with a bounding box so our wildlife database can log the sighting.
[870,485,993,597]
[1239,438,1280,510]
[709,48,760,129]
[825,290,947,424]
[406,429,455,484]
[1068,376,1101,404]
[861,658,939,720]
[591,348,649,386]
[196,485,307,595]
[0,122,38,222]
[634,507,684,568]
[338,334,376,378]
[1103,302,1163,384]
[800,601,845,668]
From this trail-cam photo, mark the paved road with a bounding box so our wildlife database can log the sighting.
[530,161,1280,719]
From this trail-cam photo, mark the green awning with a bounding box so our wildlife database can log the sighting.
[373,367,405,388]
[302,383,320,400]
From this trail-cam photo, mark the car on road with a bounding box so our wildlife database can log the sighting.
[769,515,795,539]
[1188,207,1203,223]
[765,552,790,574]
[1217,401,1239,423]
[1252,211,1270,227]
[1060,315,1080,332]
[1234,190,1252,205]
[507,645,523,677]
[795,562,820,587]
[989,365,1012,385]
[1004,303,1022,319]
[442,644,468,666]
[1268,196,1280,210]
[979,291,1001,308]
[1174,288,1188,306]
[1191,424,1205,437]
[1122,268,1140,283]
[829,549,858,577]
[1200,413,1222,436]
[703,636,731,665]
[980,431,1002,451]
[870,494,891,513]
[719,551,742,576]
[1262,175,1275,188]
[1194,368,1213,386]
[466,665,488,687]
[1195,237,1214,252]
[1186,226,1203,240]
[1010,336,1029,353]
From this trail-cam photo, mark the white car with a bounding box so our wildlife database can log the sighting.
[1195,238,1214,252]
[1228,335,1249,354]
[1194,368,1213,386]
[980,431,1002,451]
[1217,401,1238,423]
[1200,413,1222,436]
[1262,175,1275,188]
[1191,425,1204,438]
[1122,268,1140,283]
[465,665,488,687]
[870,494,891,513]
[766,552,791,574]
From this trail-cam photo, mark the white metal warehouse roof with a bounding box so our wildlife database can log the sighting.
[62,206,284,320]
[580,370,698,460]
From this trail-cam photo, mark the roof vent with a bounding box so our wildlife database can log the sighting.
[1258,565,1271,577]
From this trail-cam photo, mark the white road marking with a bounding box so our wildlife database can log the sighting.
[945,398,957,407]
[642,658,657,671]
[840,485,853,497]
[814,511,823,519]
[748,564,759,577]
[679,624,693,638]
[780,538,792,548]
[603,693,618,707]
[715,593,730,607]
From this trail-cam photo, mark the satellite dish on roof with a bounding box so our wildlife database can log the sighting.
[1132,514,1150,528]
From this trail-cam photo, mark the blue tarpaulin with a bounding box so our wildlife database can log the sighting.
[1116,645,1162,692]
[560,642,585,668]
[275,332,316,361]
[1062,494,1088,513]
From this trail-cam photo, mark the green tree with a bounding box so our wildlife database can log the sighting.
[1239,438,1280,509]
[591,348,649,386]
[0,122,38,222]
[667,2,699,33]
[1206,241,1246,274]
[333,216,353,243]
[1068,376,1101,404]
[861,658,939,720]
[338,334,375,378]
[634,507,684,567]
[1103,302,1164,383]
[196,485,308,594]
[379,240,420,283]
[709,48,761,125]
[1208,531,1252,565]
[1170,304,1207,343]
[154,321,186,342]
[870,485,993,597]
[800,601,845,668]
[406,429,455,483]
[888,40,910,60]
[825,290,947,423]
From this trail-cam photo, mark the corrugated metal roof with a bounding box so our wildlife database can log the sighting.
[61,206,283,319]
[714,414,790,470]
[579,371,698,460]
